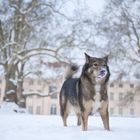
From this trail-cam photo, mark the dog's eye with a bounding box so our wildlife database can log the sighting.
[93,63,98,67]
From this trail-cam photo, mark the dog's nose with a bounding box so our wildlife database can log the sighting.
[100,70,105,74]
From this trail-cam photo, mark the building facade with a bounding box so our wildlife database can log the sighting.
[23,77,62,115]
[108,81,140,117]
[0,76,140,116]
[0,78,5,106]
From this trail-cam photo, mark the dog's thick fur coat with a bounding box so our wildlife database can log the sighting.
[59,53,110,131]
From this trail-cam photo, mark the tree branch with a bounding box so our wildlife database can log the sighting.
[122,8,140,50]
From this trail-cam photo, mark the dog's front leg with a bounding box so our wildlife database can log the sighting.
[99,102,110,131]
[76,113,81,126]
[81,111,89,131]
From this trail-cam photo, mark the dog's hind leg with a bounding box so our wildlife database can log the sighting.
[62,112,68,126]
[61,101,71,127]
[60,90,68,126]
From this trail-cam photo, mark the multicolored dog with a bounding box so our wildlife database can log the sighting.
[60,53,110,131]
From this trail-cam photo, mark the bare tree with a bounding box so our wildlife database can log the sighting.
[93,0,140,106]
[0,0,73,106]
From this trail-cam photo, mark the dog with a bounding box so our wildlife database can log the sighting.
[59,53,110,131]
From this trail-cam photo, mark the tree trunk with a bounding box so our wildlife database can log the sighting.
[4,65,17,103]
[16,62,26,108]
[17,79,25,108]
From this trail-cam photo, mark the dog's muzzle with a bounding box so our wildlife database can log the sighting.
[97,68,107,78]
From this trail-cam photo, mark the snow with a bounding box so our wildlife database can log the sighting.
[23,91,49,96]
[0,102,28,114]
[6,90,15,95]
[0,112,139,140]
[9,79,17,86]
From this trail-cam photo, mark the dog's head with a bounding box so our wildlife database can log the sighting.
[82,53,110,84]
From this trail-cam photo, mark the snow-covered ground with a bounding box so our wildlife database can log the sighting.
[0,114,140,140]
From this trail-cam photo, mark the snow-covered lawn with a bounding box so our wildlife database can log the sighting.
[0,114,140,140]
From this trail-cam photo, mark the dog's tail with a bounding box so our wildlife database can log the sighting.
[65,64,78,79]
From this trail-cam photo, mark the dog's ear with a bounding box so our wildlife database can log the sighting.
[84,53,90,63]
[103,55,109,63]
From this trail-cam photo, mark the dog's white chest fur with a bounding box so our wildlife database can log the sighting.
[92,84,102,113]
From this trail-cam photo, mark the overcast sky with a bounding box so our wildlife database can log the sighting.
[61,0,106,18]
[84,0,106,14]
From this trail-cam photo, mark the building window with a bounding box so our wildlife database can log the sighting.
[51,93,57,99]
[110,92,114,100]
[36,106,41,114]
[119,108,123,116]
[126,92,134,102]
[36,95,41,100]
[130,84,134,88]
[119,83,123,88]
[28,95,32,99]
[130,95,134,102]
[49,85,57,94]
[119,93,123,101]
[110,108,114,115]
[50,104,57,115]
[38,80,42,85]
[28,106,33,114]
[130,108,134,115]
[110,83,114,87]
[0,88,1,98]
[29,79,34,85]
[37,90,41,93]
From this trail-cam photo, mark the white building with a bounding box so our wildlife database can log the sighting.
[0,76,140,116]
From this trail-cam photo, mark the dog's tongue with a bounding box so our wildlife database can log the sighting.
[98,74,104,78]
